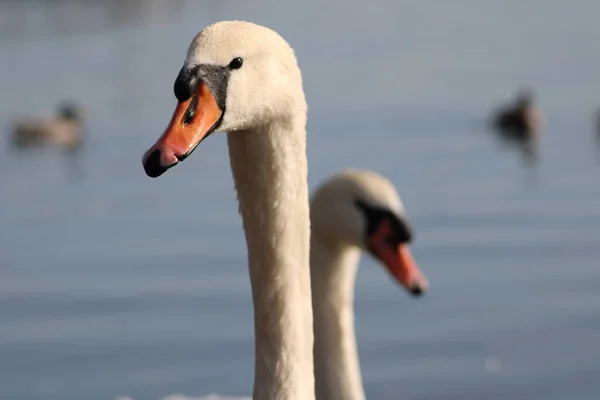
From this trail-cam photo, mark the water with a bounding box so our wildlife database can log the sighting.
[1,1,600,399]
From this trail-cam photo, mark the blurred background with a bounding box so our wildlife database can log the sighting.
[1,0,600,399]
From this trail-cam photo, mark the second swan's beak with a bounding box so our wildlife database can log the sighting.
[142,80,223,178]
[369,222,429,297]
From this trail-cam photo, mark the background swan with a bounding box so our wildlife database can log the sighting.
[311,169,429,400]
[142,21,314,400]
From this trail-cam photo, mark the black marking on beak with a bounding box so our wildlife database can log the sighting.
[173,64,230,110]
[174,66,199,102]
[354,199,414,245]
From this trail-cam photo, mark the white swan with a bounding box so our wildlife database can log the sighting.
[142,21,314,400]
[310,169,428,400]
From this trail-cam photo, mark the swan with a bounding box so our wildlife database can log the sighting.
[142,21,314,400]
[310,169,428,400]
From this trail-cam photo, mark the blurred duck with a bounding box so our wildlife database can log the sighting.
[491,88,542,141]
[491,88,543,164]
[310,169,428,400]
[10,102,85,150]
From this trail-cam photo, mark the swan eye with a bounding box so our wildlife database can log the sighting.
[228,57,244,70]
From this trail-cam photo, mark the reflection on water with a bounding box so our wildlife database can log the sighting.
[10,144,86,185]
[2,1,600,400]
[492,132,540,171]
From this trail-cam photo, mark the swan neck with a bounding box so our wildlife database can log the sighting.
[227,119,314,400]
[311,237,365,400]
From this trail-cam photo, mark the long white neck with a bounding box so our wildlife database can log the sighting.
[310,235,365,400]
[227,118,315,400]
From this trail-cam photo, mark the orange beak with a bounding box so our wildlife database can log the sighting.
[142,80,223,178]
[368,220,429,296]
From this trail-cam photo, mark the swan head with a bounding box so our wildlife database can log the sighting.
[142,20,306,178]
[311,169,429,297]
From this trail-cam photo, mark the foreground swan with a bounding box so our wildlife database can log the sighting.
[311,169,428,400]
[142,21,314,400]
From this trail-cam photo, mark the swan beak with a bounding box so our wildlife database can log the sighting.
[142,80,223,178]
[369,228,429,296]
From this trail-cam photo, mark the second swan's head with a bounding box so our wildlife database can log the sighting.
[142,20,306,178]
[310,169,429,297]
